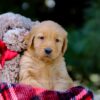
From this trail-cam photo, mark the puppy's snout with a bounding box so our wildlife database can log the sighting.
[45,48,52,55]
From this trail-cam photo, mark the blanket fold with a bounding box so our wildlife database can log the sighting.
[0,83,93,100]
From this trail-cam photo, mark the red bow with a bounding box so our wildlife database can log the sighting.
[0,40,18,69]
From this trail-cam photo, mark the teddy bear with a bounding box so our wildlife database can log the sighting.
[0,12,39,83]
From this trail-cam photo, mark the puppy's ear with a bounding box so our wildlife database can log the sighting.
[24,29,35,49]
[25,23,40,49]
[62,33,68,55]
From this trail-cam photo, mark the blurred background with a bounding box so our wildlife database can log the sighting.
[0,0,100,92]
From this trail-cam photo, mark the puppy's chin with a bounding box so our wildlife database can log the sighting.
[38,55,53,63]
[40,54,61,63]
[35,54,55,63]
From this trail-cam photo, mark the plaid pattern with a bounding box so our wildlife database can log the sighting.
[0,83,93,100]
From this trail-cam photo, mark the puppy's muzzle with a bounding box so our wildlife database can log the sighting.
[45,48,52,55]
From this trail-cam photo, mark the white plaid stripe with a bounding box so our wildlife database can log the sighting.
[8,83,18,100]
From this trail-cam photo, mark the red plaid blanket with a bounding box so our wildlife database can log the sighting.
[0,83,93,100]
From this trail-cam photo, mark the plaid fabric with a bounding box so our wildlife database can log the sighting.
[0,83,93,100]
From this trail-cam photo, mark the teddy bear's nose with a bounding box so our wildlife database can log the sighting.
[45,48,52,55]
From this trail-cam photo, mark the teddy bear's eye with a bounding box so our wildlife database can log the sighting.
[7,26,12,30]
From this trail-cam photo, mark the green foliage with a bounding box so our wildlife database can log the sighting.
[65,0,100,89]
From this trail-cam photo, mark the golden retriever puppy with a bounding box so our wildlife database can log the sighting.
[19,20,74,91]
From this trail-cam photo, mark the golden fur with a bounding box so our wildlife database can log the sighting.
[19,20,74,91]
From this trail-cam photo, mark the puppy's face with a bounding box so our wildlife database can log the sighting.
[27,21,68,62]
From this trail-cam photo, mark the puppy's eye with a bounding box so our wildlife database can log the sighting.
[56,39,60,42]
[38,36,44,40]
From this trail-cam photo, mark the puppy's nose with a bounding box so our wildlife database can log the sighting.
[45,48,52,55]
